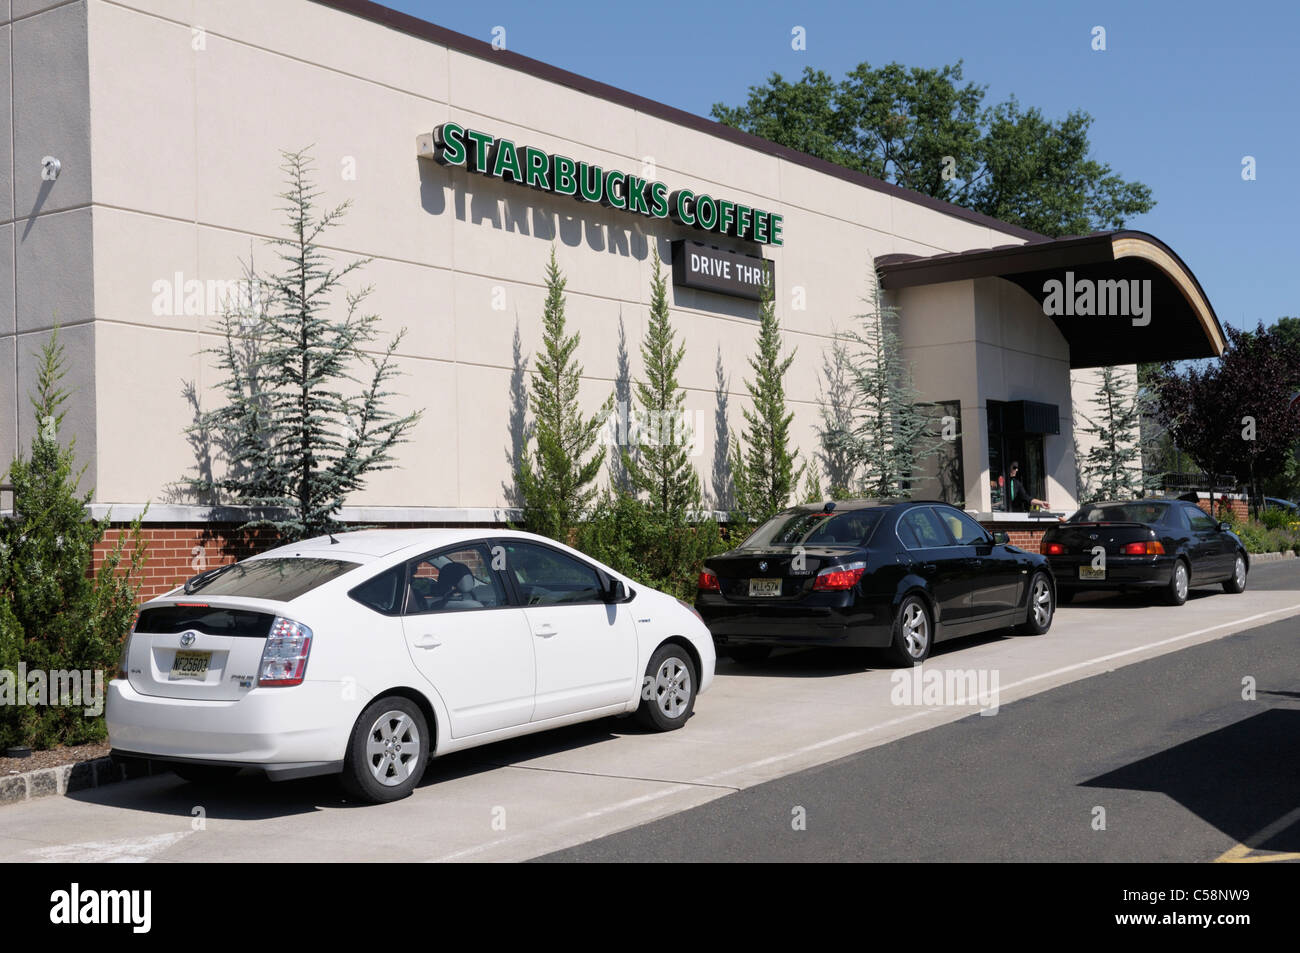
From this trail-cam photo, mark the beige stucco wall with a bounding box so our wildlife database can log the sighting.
[1,0,98,493]
[13,0,1057,516]
[898,278,1077,513]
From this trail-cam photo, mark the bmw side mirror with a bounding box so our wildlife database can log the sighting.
[992,531,1010,545]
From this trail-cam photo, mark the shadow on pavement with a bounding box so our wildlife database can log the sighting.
[1081,707,1300,853]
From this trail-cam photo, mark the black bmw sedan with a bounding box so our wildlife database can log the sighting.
[1039,498,1248,606]
[695,500,1055,666]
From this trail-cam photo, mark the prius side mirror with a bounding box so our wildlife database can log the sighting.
[992,531,1010,545]
[604,579,628,602]
[1218,521,1231,533]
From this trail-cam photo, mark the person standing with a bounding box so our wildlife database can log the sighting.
[1006,461,1049,512]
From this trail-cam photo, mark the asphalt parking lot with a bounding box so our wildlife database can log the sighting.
[2,560,1298,862]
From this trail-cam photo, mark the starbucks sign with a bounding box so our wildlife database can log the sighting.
[421,122,785,246]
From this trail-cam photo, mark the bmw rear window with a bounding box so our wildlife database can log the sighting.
[739,510,882,549]
[182,558,360,601]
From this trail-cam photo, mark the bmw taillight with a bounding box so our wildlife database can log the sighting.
[697,571,720,593]
[813,561,867,591]
[1122,540,1165,555]
[1041,541,1065,555]
[258,616,313,687]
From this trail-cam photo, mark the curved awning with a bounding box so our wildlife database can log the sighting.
[877,230,1224,369]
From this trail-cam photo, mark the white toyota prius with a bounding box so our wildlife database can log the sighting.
[107,529,715,803]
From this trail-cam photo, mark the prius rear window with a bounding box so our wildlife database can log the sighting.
[183,558,360,601]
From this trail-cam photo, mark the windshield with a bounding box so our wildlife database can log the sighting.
[1069,503,1168,524]
[739,509,883,549]
[183,558,360,601]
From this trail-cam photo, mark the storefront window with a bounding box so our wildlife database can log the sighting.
[916,400,965,506]
[988,400,1052,513]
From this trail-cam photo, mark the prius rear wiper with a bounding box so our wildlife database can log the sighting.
[183,562,238,594]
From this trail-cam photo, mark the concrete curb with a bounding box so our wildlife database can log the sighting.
[0,755,165,807]
[1248,551,1297,563]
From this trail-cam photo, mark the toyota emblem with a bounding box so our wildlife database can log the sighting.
[759,561,768,572]
[180,631,197,647]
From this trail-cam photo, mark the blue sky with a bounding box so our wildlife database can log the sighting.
[387,0,1299,334]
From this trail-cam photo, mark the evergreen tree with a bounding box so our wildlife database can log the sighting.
[0,330,146,749]
[830,265,935,498]
[815,329,864,496]
[622,249,700,519]
[1077,364,1145,502]
[184,149,421,540]
[730,280,803,523]
[517,247,614,539]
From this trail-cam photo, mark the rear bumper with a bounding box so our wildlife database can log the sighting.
[1049,556,1172,590]
[111,749,342,781]
[694,597,893,648]
[105,678,352,771]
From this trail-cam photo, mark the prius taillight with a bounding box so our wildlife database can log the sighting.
[1041,541,1065,555]
[258,616,313,687]
[813,562,867,591]
[1122,541,1165,555]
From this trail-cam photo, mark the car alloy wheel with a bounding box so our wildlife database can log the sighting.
[1164,560,1190,606]
[1224,553,1247,594]
[1031,576,1052,628]
[366,709,422,787]
[636,644,699,731]
[1017,572,1054,635]
[342,696,429,803]
[653,655,693,720]
[902,602,929,658]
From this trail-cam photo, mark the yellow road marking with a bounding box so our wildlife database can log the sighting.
[1214,805,1300,862]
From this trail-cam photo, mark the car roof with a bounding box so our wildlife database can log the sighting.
[249,528,560,564]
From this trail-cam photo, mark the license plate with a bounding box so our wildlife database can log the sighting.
[170,650,211,681]
[748,578,782,597]
[1078,566,1106,580]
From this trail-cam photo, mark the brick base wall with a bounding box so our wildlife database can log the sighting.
[95,521,505,602]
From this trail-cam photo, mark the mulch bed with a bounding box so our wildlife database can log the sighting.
[1,742,112,776]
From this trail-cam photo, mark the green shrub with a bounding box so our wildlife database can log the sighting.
[571,494,732,601]
[0,332,147,750]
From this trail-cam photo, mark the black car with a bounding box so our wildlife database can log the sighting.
[695,500,1055,666]
[1039,498,1248,605]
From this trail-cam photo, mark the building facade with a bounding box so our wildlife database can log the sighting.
[1,0,1224,596]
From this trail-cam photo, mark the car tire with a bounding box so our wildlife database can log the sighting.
[726,645,772,665]
[1222,552,1248,594]
[1016,572,1054,635]
[1163,558,1190,606]
[636,644,698,732]
[887,594,933,666]
[341,696,429,804]
[172,763,241,784]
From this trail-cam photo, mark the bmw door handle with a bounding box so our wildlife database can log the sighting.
[534,623,558,638]
[922,563,937,573]
[414,635,441,650]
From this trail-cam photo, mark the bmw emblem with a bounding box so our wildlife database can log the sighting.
[759,561,768,572]
[1088,533,1098,540]
[180,631,197,647]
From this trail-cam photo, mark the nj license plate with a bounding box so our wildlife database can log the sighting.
[748,578,782,597]
[170,650,211,680]
[1078,566,1106,580]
